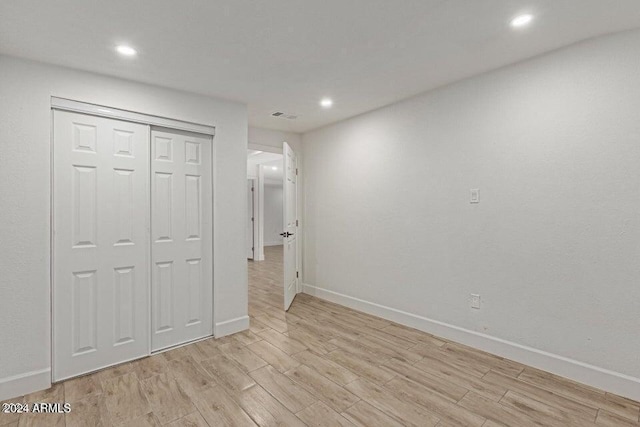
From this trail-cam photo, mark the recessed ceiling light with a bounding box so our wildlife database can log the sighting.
[320,98,333,108]
[116,45,137,56]
[510,14,534,28]
[271,166,278,171]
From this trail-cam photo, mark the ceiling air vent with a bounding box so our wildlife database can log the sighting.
[272,111,298,120]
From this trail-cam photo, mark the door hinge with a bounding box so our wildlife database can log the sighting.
[296,271,299,278]
[251,187,254,192]
[296,168,298,175]
[251,217,254,222]
[296,219,298,227]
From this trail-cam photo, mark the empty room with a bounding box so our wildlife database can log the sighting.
[1,1,640,426]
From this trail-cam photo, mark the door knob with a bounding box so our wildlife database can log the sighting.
[280,232,294,237]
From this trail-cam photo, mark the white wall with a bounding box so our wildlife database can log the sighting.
[301,30,640,400]
[264,184,284,246]
[0,55,248,400]
[249,126,302,153]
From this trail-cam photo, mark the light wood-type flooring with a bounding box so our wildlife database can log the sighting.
[2,245,639,426]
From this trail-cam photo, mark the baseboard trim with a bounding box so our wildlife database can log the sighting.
[0,368,51,401]
[302,283,640,401]
[215,315,250,338]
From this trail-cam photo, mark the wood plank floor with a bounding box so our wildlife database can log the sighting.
[3,245,639,426]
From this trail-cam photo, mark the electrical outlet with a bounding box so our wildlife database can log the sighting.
[470,294,481,309]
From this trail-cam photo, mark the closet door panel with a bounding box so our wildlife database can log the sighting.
[53,111,150,381]
[151,128,212,351]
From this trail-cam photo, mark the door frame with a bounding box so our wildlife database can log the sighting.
[50,97,216,381]
[247,142,301,296]
[248,142,282,155]
[247,178,257,259]
[248,142,282,262]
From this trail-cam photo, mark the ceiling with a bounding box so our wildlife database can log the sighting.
[2,1,640,133]
[248,150,283,182]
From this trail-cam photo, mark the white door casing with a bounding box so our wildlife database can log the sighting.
[151,128,213,351]
[53,111,150,381]
[247,179,255,259]
[283,142,298,310]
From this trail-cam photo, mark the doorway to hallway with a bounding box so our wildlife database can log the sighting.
[246,141,300,311]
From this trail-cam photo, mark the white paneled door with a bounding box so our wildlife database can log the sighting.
[151,128,213,351]
[283,142,298,310]
[53,111,150,381]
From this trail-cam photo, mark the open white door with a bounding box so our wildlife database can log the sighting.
[282,142,298,310]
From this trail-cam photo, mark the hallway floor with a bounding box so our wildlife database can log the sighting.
[2,245,639,426]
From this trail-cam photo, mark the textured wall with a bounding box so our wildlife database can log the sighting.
[0,56,248,393]
[302,29,640,380]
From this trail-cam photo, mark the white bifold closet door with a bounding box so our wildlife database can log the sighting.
[53,111,150,381]
[151,128,213,351]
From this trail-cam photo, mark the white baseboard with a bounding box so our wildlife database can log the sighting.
[0,368,51,401]
[215,315,250,338]
[302,283,640,402]
[264,241,282,247]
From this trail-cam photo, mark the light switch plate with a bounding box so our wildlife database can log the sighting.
[470,189,480,204]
